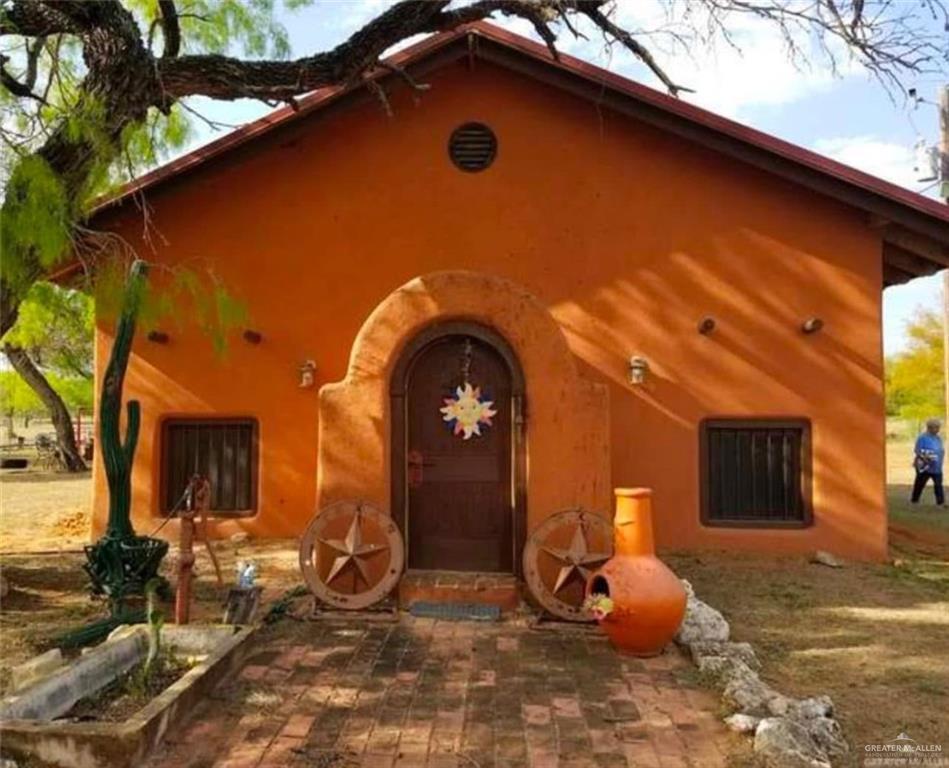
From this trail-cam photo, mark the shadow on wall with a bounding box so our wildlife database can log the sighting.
[551,224,883,557]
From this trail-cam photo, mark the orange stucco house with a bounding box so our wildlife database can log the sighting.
[89,23,949,571]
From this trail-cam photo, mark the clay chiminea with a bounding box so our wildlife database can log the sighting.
[586,488,686,656]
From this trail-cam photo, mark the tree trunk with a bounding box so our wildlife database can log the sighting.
[2,344,86,471]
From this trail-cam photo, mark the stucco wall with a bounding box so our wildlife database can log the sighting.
[92,57,886,560]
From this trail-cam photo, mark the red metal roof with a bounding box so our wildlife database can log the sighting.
[95,21,949,228]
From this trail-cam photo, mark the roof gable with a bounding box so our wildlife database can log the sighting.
[92,21,948,286]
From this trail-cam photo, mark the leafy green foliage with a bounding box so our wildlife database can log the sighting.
[2,282,94,378]
[0,370,91,417]
[0,370,43,418]
[52,375,95,412]
[0,156,71,293]
[119,105,194,180]
[123,0,296,59]
[886,307,945,422]
[1,1,305,300]
[94,260,248,357]
[177,0,292,58]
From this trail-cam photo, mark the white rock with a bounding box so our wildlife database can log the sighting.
[689,640,760,670]
[106,623,145,643]
[722,661,790,717]
[675,580,730,645]
[697,655,731,680]
[811,550,843,568]
[788,696,833,720]
[10,649,64,692]
[754,717,831,768]
[787,697,848,757]
[725,713,761,734]
[674,581,846,766]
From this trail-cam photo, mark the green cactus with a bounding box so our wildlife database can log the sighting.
[100,259,146,540]
[77,260,168,642]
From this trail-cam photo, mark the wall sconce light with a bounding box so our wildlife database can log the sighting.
[147,330,169,344]
[299,360,317,388]
[242,329,263,344]
[628,355,650,386]
[801,317,824,334]
[697,317,716,335]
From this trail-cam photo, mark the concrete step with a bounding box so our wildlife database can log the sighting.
[398,570,520,613]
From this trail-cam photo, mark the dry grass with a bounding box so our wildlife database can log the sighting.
[667,521,949,765]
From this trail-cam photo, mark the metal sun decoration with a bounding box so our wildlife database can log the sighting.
[439,338,497,440]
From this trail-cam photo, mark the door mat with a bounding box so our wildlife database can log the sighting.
[409,602,501,621]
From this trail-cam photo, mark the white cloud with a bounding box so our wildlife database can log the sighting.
[812,136,920,190]
[290,1,865,119]
[510,0,861,119]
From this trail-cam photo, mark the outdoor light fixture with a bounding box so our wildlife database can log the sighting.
[628,356,650,386]
[698,317,716,335]
[801,317,824,334]
[299,360,317,388]
[147,331,169,344]
[242,329,263,344]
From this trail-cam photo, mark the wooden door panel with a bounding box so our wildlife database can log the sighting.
[406,334,513,572]
[422,454,500,483]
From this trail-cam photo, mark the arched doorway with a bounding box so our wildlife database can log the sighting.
[391,321,525,573]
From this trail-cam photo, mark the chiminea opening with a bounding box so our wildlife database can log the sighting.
[590,574,610,597]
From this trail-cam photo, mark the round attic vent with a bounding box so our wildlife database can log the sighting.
[448,123,497,172]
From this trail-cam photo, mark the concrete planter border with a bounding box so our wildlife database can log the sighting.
[0,625,255,768]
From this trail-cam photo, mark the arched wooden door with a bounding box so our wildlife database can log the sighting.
[391,323,524,573]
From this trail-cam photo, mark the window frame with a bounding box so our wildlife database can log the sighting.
[699,417,813,529]
[160,416,259,517]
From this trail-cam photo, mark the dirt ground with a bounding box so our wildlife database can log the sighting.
[1,470,947,765]
[667,522,949,765]
[0,538,303,694]
[0,469,93,553]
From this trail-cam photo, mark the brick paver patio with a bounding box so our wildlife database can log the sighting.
[147,616,733,768]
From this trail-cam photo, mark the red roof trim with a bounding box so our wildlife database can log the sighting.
[471,23,948,223]
[94,20,948,226]
[93,27,470,213]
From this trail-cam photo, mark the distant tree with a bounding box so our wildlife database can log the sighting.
[48,372,94,412]
[5,282,93,378]
[2,282,93,469]
[885,307,945,425]
[0,368,91,440]
[0,369,43,435]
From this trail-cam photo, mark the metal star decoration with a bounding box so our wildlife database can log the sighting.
[319,509,388,587]
[541,518,611,594]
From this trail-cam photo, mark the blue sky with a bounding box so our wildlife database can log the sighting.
[179,1,947,356]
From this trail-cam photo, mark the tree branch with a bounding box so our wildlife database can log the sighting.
[158,0,181,58]
[0,53,46,102]
[578,3,693,96]
[1,1,84,37]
